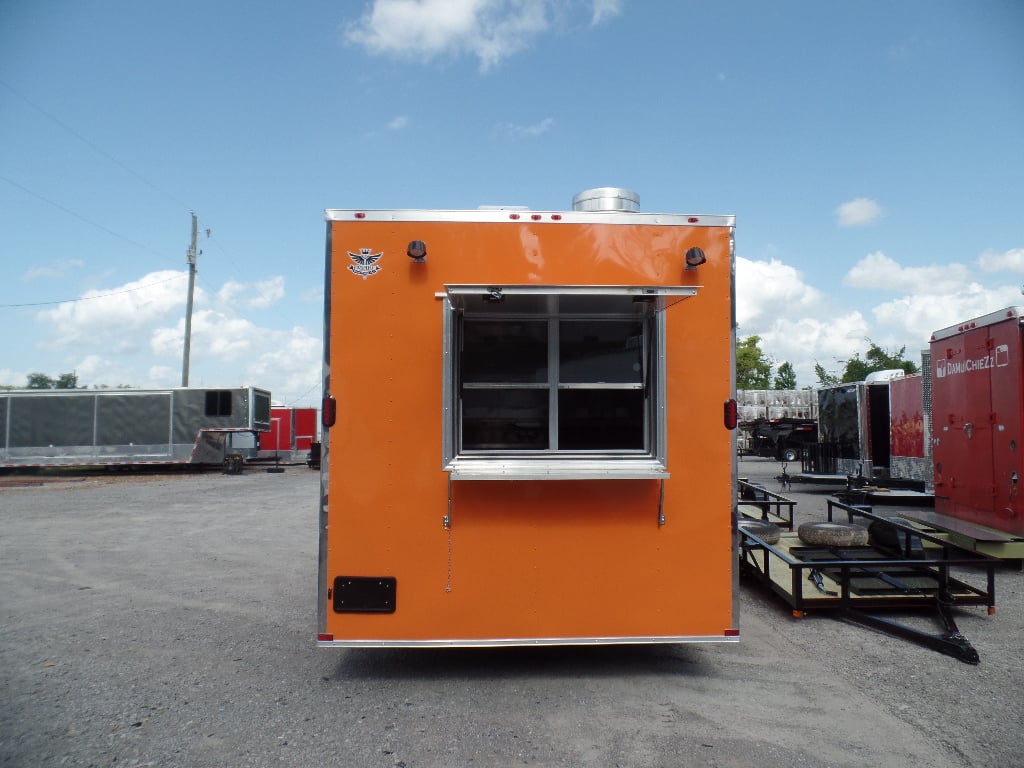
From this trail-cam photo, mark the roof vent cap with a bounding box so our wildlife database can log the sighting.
[571,187,639,212]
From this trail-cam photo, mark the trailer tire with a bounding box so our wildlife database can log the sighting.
[797,522,869,547]
[739,520,782,545]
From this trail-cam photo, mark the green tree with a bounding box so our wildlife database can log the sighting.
[842,340,918,382]
[814,362,840,387]
[815,340,919,386]
[25,372,80,389]
[26,373,55,389]
[773,361,797,389]
[736,335,772,388]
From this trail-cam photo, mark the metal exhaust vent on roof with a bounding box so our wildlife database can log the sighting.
[571,187,640,212]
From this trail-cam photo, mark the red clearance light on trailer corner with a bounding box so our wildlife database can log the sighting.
[318,633,334,642]
[724,628,740,637]
[322,395,337,428]
[724,399,738,430]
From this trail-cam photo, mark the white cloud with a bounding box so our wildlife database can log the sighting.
[870,285,1024,350]
[843,250,971,293]
[591,0,622,25]
[500,117,554,138]
[37,270,191,347]
[26,270,321,404]
[835,197,882,227]
[244,328,322,406]
[736,252,1023,388]
[735,256,824,330]
[736,256,863,387]
[752,312,871,386]
[342,0,623,70]
[387,115,409,131]
[344,0,549,70]
[23,258,85,281]
[217,276,285,309]
[978,247,1024,273]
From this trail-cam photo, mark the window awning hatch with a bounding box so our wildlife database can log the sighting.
[441,285,698,313]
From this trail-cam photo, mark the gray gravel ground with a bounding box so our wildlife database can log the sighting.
[1,457,1021,767]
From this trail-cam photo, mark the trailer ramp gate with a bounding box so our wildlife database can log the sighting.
[739,501,996,664]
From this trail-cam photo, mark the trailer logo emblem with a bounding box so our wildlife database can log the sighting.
[348,248,383,279]
[935,345,1009,379]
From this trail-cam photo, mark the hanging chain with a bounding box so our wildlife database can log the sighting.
[444,476,453,592]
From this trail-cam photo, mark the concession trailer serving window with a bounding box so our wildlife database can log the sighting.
[441,285,696,480]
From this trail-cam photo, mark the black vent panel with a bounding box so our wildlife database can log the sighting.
[332,576,396,613]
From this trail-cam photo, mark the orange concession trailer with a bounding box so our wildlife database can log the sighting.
[318,188,739,647]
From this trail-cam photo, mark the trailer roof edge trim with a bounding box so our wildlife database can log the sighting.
[326,209,735,227]
[930,305,1024,341]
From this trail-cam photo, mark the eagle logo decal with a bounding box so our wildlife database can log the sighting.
[347,248,383,279]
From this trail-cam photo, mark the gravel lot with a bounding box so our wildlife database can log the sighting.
[1,458,1021,767]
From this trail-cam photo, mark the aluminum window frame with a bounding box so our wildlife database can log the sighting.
[441,285,695,480]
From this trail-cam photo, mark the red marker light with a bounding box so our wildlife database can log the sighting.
[354,212,366,219]
[551,214,562,220]
[688,217,699,223]
[509,213,521,220]
[322,395,337,428]
[724,399,738,430]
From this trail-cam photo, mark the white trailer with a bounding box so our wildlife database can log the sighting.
[0,387,272,468]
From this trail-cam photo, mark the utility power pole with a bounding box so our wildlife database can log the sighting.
[181,212,198,387]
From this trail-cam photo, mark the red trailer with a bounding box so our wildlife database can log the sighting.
[888,373,930,488]
[931,307,1023,536]
[259,407,319,463]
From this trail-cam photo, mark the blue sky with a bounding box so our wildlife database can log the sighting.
[2,0,1022,405]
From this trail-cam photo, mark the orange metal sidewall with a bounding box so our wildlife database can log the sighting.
[324,219,734,640]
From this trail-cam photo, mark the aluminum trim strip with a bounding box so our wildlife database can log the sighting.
[445,458,670,480]
[326,209,736,227]
[318,634,739,648]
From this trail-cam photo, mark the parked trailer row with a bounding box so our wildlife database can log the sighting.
[796,305,1024,549]
[0,387,272,468]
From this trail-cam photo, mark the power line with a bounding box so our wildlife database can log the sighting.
[0,78,193,214]
[0,174,172,262]
[0,273,186,309]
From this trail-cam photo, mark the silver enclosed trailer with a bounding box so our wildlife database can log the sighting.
[0,387,272,468]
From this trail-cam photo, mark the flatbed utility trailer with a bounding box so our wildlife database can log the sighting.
[0,387,272,468]
[317,188,739,648]
[737,479,796,530]
[739,499,997,663]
